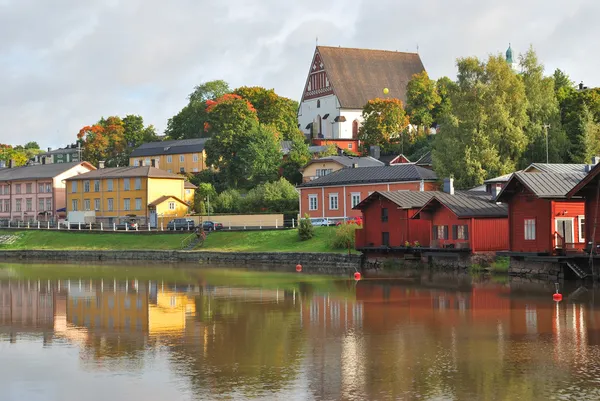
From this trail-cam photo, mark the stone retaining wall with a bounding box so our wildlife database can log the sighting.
[508,258,563,281]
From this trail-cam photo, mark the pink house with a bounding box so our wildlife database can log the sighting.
[0,162,95,221]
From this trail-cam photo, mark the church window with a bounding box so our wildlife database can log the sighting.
[326,77,329,87]
[352,120,359,139]
[307,81,311,91]
[317,100,321,108]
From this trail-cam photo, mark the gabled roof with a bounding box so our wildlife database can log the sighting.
[415,151,432,166]
[0,162,94,181]
[297,164,437,188]
[497,171,587,201]
[148,195,188,207]
[130,138,208,157]
[524,163,587,174]
[303,155,384,170]
[316,46,425,108]
[353,191,435,210]
[43,147,79,155]
[484,172,515,184]
[415,192,508,218]
[184,181,197,189]
[66,166,184,181]
[567,162,600,197]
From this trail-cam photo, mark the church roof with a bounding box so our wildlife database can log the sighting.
[316,46,425,109]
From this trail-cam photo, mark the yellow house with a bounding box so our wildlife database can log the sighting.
[129,138,208,174]
[149,291,196,335]
[65,166,190,227]
[301,155,384,183]
[184,181,197,205]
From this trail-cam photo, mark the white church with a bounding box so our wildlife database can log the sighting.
[297,46,426,152]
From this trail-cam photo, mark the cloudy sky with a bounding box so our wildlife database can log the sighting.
[1,0,598,148]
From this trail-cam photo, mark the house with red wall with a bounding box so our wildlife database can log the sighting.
[567,162,600,253]
[496,171,586,255]
[412,184,509,253]
[354,191,435,250]
[297,164,438,222]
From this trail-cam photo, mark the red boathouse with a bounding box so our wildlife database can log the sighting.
[497,171,586,254]
[567,162,600,252]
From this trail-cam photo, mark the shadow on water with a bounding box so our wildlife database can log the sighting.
[1,261,600,400]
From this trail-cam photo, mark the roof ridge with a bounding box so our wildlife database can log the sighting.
[317,45,419,56]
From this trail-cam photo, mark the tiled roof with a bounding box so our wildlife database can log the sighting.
[130,138,207,157]
[0,162,92,181]
[148,195,187,207]
[419,192,508,218]
[304,155,384,170]
[415,151,432,166]
[354,190,434,210]
[317,46,425,108]
[66,166,183,181]
[498,171,587,200]
[525,163,587,174]
[297,164,437,188]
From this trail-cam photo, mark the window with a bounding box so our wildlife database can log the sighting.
[46,184,51,193]
[134,178,141,190]
[352,120,359,138]
[329,193,338,210]
[133,159,139,166]
[107,198,114,211]
[309,195,318,211]
[94,180,100,192]
[26,183,32,194]
[94,198,100,211]
[15,199,21,212]
[351,193,361,208]
[83,180,90,193]
[382,232,390,246]
[316,168,333,177]
[3,185,9,195]
[180,155,185,162]
[71,199,78,211]
[107,179,113,192]
[84,199,91,211]
[135,198,142,211]
[317,100,321,108]
[578,216,585,243]
[26,198,32,212]
[124,198,131,211]
[46,198,51,212]
[167,155,172,163]
[38,183,44,193]
[15,184,21,194]
[524,219,536,240]
[167,169,172,173]
[71,181,77,193]
[433,225,448,240]
[145,158,150,166]
[4,199,10,212]
[348,143,353,150]
[193,168,198,172]
[38,198,44,211]
[452,225,469,240]
[193,153,198,162]
[169,201,176,210]
[124,178,130,191]
[180,167,185,173]
[381,208,389,222]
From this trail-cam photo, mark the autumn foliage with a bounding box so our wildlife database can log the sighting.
[359,98,410,148]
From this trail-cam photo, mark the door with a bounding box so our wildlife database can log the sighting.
[555,218,574,249]
[150,210,157,228]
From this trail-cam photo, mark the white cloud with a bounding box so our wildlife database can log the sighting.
[0,0,598,148]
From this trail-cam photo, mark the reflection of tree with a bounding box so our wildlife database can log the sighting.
[171,296,303,398]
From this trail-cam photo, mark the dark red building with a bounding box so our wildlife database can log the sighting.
[413,190,509,253]
[497,171,586,254]
[567,162,600,252]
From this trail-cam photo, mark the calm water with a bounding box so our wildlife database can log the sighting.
[1,263,600,401]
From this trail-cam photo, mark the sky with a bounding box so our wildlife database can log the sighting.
[1,0,599,148]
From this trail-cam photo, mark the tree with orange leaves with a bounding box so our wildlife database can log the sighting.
[77,116,126,166]
[358,98,410,151]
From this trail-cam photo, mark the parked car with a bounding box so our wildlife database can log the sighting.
[167,218,196,231]
[202,221,224,231]
[310,218,334,227]
[115,221,138,231]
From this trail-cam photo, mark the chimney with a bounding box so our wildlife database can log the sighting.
[579,81,584,90]
[443,177,454,195]
[369,145,381,160]
[352,163,359,168]
[47,147,52,152]
[98,160,105,169]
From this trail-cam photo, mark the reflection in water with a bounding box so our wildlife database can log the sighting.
[1,268,600,400]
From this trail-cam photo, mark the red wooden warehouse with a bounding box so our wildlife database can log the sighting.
[354,191,434,250]
[567,162,600,252]
[496,171,586,255]
[412,187,509,253]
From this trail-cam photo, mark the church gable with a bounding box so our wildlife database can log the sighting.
[302,50,334,101]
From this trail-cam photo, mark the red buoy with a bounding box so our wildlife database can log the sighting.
[354,272,361,281]
[296,264,302,272]
[553,293,563,302]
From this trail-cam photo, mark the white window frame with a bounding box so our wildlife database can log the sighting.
[555,217,575,244]
[45,198,51,212]
[71,181,77,193]
[94,198,100,211]
[107,179,113,192]
[180,155,185,162]
[347,143,353,149]
[135,198,142,211]
[167,155,172,163]
[46,183,51,193]
[124,198,131,211]
[38,198,44,211]
[94,180,100,192]
[83,180,90,193]
[351,193,361,208]
[134,178,141,190]
[133,159,139,166]
[169,201,176,210]
[124,178,130,191]
[107,198,114,211]
[193,153,199,162]
[308,195,318,211]
[84,199,91,211]
[145,158,150,166]
[329,193,339,210]
[578,215,585,243]
[71,199,78,211]
[524,219,536,241]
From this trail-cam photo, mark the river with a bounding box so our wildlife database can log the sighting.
[0,262,599,401]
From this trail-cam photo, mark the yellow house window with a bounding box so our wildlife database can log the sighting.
[193,154,198,162]
[179,155,185,162]
[169,201,176,210]
[167,155,172,163]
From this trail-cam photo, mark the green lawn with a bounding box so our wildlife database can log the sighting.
[201,227,353,253]
[0,230,189,250]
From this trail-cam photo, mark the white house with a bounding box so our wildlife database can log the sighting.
[297,46,426,152]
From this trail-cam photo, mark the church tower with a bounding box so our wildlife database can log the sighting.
[506,43,517,70]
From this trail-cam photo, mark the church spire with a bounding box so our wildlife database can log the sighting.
[506,43,513,64]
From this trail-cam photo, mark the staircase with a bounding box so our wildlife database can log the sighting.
[181,233,201,250]
[565,261,589,279]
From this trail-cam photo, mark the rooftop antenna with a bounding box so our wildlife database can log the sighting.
[417,44,419,53]
[316,36,318,46]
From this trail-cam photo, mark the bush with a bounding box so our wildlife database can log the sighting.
[332,220,361,249]
[213,189,243,213]
[298,214,315,241]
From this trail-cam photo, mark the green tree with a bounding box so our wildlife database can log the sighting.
[213,189,242,213]
[317,144,338,157]
[433,55,529,188]
[238,124,282,186]
[234,86,299,140]
[281,130,311,185]
[406,71,441,129]
[189,80,231,104]
[194,182,217,215]
[432,76,455,124]
[298,214,315,241]
[359,98,409,150]
[24,141,40,150]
